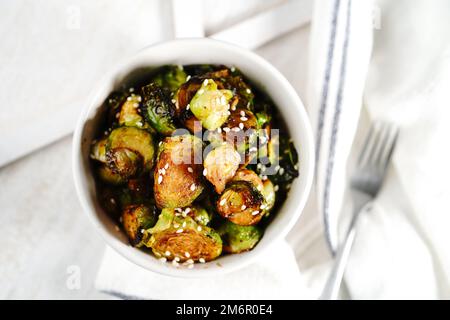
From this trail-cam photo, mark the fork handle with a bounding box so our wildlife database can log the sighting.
[320,195,372,300]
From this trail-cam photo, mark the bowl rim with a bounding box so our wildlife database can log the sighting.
[72,38,314,278]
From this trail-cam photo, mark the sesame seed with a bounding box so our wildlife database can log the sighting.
[252,210,260,216]
[262,175,268,181]
[231,105,236,111]
[246,88,251,94]
[115,112,120,119]
[176,228,184,233]
[185,252,190,258]
[240,116,248,121]
[240,110,245,117]
[219,198,226,206]
[159,257,167,263]
[275,165,281,172]
[158,175,163,184]
[241,204,247,210]
[232,127,240,132]
[137,96,142,102]
[231,66,236,72]
[279,168,285,175]
[136,121,143,127]
[260,204,267,210]
[175,208,182,212]
[173,223,180,228]
[165,251,171,256]
[220,95,226,105]
[172,260,179,267]
[249,147,257,153]
[164,163,169,169]
[182,221,186,228]
[188,167,193,173]
[198,89,204,95]
[159,141,163,146]
[239,123,244,130]
[217,127,222,133]
[129,87,135,92]
[119,216,123,222]
[110,198,116,204]
[186,104,190,110]
[171,99,176,104]
[203,168,208,176]
[186,259,194,264]
[274,185,279,192]
[127,96,132,101]
[161,168,166,175]
[174,257,180,262]
[184,207,191,214]
[190,183,196,191]
[115,225,120,232]
[199,258,206,263]
[186,75,191,81]
[257,163,262,169]
[140,229,144,234]
[227,110,231,115]
[187,264,194,269]
[257,185,263,191]
[197,226,202,232]
[223,127,230,133]
[203,79,209,86]
[133,102,139,108]
[294,164,299,170]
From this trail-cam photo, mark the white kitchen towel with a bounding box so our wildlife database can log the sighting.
[306,0,374,253]
[95,241,313,300]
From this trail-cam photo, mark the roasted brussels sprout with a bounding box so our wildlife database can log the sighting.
[261,179,276,213]
[222,108,258,156]
[190,79,233,130]
[90,138,107,163]
[231,168,264,193]
[147,208,222,262]
[154,134,204,208]
[152,65,187,93]
[122,204,158,246]
[141,83,177,135]
[106,127,155,178]
[174,77,202,116]
[216,181,265,226]
[98,164,126,185]
[222,75,254,110]
[203,143,241,193]
[218,221,262,253]
[118,94,145,128]
[184,204,213,226]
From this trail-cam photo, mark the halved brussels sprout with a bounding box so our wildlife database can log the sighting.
[231,168,264,193]
[118,94,145,128]
[261,179,276,213]
[106,127,155,178]
[152,65,187,93]
[154,134,204,208]
[122,204,158,247]
[98,164,126,185]
[185,204,213,226]
[216,181,265,226]
[90,138,107,163]
[141,83,177,135]
[190,79,233,130]
[222,108,258,155]
[217,220,262,253]
[203,143,241,193]
[147,208,222,262]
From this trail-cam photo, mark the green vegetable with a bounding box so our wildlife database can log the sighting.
[153,134,204,208]
[261,179,275,213]
[122,204,158,246]
[216,181,264,226]
[90,138,107,163]
[147,208,222,262]
[141,83,177,135]
[106,126,155,178]
[152,65,187,93]
[218,221,262,253]
[203,143,241,193]
[190,79,233,130]
[118,94,145,128]
[98,164,126,185]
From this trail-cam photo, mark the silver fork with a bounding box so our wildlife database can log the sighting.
[320,121,399,300]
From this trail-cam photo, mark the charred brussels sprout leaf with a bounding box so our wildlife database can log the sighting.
[204,143,241,193]
[222,108,258,157]
[267,136,299,184]
[190,79,233,130]
[147,208,222,262]
[106,127,155,178]
[122,204,158,246]
[218,221,262,253]
[152,65,187,93]
[216,181,264,226]
[231,168,264,193]
[142,83,177,135]
[154,134,204,208]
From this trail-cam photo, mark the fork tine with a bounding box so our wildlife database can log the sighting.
[358,122,381,168]
[376,124,399,170]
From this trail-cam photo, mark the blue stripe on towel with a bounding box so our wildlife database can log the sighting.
[315,0,341,175]
[323,0,352,255]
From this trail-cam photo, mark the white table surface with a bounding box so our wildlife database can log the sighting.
[0,22,330,299]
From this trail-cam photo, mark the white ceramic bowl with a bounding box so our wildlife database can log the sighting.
[72,38,314,278]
